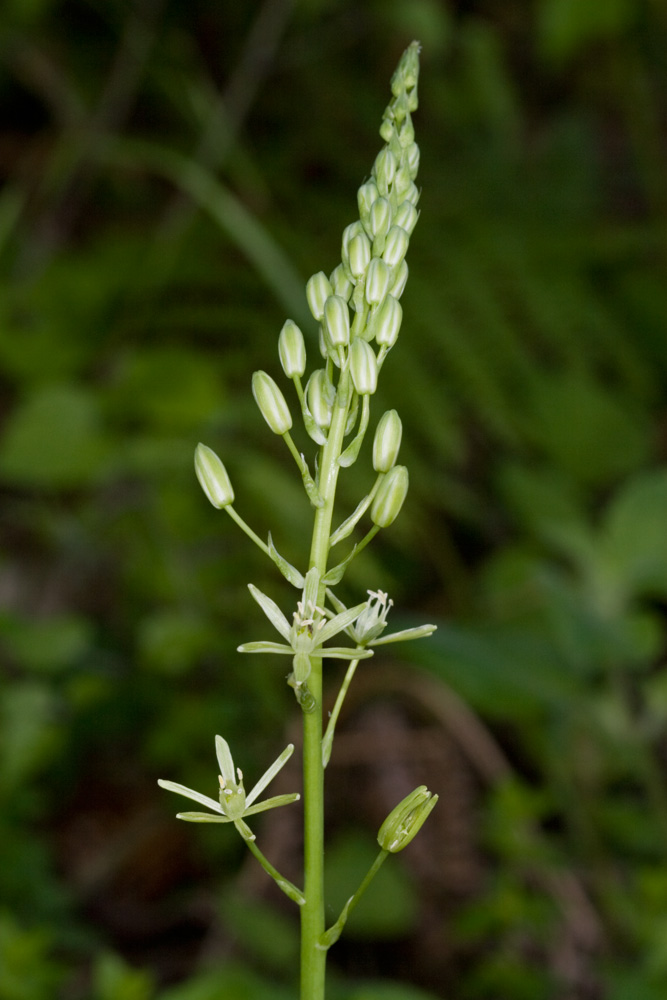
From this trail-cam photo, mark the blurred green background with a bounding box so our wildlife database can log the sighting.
[1,1,667,998]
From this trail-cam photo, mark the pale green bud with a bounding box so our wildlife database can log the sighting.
[377,785,437,853]
[406,141,420,179]
[358,180,379,227]
[373,294,402,347]
[379,117,394,144]
[323,295,350,347]
[371,464,408,527]
[373,147,397,196]
[404,182,420,206]
[348,232,371,280]
[382,225,409,268]
[342,220,365,258]
[306,271,333,322]
[394,201,419,236]
[349,339,378,395]
[330,263,353,301]
[389,260,409,300]
[392,164,412,201]
[194,443,235,508]
[369,197,392,240]
[307,368,335,430]
[278,319,306,378]
[365,258,391,306]
[372,409,402,472]
[252,370,292,435]
[397,116,415,149]
[391,41,420,98]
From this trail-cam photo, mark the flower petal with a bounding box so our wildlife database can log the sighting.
[176,811,232,823]
[247,584,292,641]
[215,735,236,787]
[246,743,296,806]
[369,624,437,645]
[158,779,223,813]
[237,641,293,655]
[244,793,301,816]
[317,602,369,645]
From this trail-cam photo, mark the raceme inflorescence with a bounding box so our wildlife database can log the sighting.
[159,41,437,1000]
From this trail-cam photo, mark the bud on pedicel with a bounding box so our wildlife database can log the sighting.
[373,294,402,347]
[349,339,378,395]
[373,147,396,195]
[358,180,379,228]
[307,369,335,430]
[404,182,420,207]
[348,232,371,281]
[394,201,419,236]
[278,320,306,378]
[371,464,408,527]
[365,258,391,306]
[195,443,235,508]
[369,197,392,240]
[306,272,333,322]
[372,409,402,472]
[389,260,409,300]
[330,264,353,302]
[406,142,420,179]
[377,785,437,853]
[252,371,292,435]
[382,226,409,268]
[323,295,350,348]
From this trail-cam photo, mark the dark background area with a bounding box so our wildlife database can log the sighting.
[1,1,667,998]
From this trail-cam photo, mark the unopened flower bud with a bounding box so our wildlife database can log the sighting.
[278,320,306,378]
[371,464,408,527]
[330,264,353,302]
[389,260,409,300]
[348,232,371,280]
[377,785,437,853]
[252,371,292,435]
[373,147,397,195]
[382,226,409,268]
[393,165,412,201]
[194,443,235,508]
[372,409,402,472]
[372,294,402,347]
[365,258,391,306]
[404,182,420,206]
[369,197,392,240]
[406,141,420,179]
[394,201,419,236]
[307,368,335,430]
[358,180,379,227]
[306,272,333,322]
[349,339,378,395]
[342,220,365,258]
[391,40,420,97]
[323,295,350,348]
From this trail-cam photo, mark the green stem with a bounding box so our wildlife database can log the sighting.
[300,366,353,1000]
[243,831,306,907]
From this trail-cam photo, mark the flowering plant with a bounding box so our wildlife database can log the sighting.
[159,42,436,999]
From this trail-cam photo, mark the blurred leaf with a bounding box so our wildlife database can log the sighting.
[0,384,110,488]
[538,0,636,63]
[1,613,92,673]
[159,962,293,1000]
[220,889,299,975]
[93,952,154,1000]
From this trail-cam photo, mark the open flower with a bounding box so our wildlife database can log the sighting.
[237,568,374,700]
[328,587,437,648]
[158,736,299,841]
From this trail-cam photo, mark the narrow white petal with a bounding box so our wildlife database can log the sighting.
[246,743,295,806]
[317,602,368,644]
[215,735,236,786]
[248,584,292,641]
[158,779,223,813]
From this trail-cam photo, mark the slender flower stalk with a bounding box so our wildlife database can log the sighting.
[159,42,436,1000]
